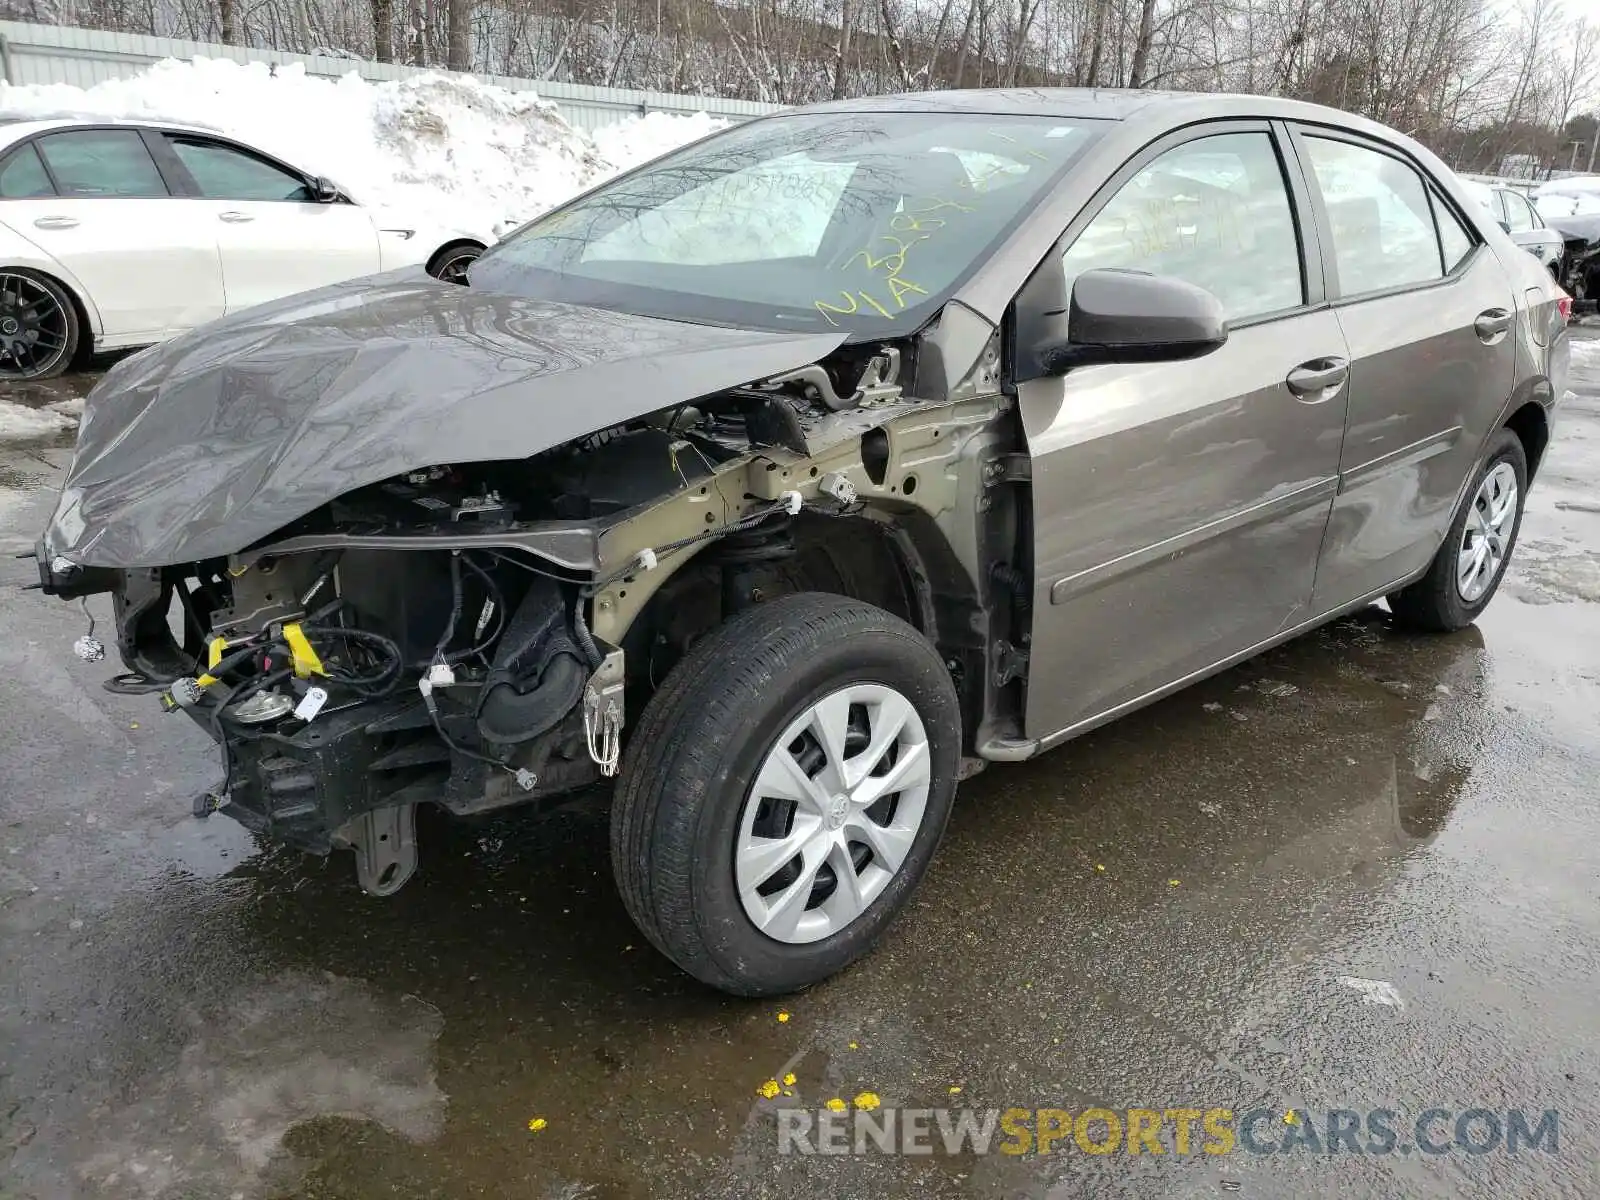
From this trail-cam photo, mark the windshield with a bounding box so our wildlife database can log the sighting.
[470,112,1105,335]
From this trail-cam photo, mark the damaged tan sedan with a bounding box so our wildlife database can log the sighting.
[34,90,1568,995]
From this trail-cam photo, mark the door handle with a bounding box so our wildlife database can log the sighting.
[1285,357,1348,399]
[32,216,79,230]
[218,211,254,223]
[1474,309,1513,340]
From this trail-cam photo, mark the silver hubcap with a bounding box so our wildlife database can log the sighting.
[1458,462,1518,603]
[735,683,931,944]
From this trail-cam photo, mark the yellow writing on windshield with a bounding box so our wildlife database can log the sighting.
[887,276,927,307]
[845,234,928,276]
[859,291,893,318]
[817,191,975,323]
[814,288,906,325]
[907,196,976,215]
[815,292,859,324]
[988,129,1049,163]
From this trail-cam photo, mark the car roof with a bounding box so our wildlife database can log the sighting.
[787,87,1400,128]
[0,115,223,144]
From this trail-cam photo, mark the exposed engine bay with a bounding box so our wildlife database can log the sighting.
[41,324,1026,896]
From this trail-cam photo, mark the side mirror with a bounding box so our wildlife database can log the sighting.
[1033,268,1228,376]
[310,176,340,203]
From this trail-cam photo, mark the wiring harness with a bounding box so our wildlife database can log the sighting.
[164,550,536,796]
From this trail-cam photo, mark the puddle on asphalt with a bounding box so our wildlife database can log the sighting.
[68,971,446,1199]
[0,463,47,489]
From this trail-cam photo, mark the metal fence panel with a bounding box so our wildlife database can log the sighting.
[0,19,781,130]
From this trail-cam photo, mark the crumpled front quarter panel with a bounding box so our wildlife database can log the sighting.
[44,275,844,567]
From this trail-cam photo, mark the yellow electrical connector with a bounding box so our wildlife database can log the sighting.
[282,623,325,679]
[194,636,228,688]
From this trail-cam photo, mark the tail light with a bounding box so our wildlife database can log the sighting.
[1558,293,1573,323]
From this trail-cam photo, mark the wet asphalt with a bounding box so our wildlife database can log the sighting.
[2,339,1599,1200]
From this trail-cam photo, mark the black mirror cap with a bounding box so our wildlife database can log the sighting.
[1039,268,1228,375]
[311,176,340,203]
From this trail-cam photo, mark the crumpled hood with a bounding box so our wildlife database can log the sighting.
[43,273,845,568]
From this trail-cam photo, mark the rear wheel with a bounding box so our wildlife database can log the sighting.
[0,269,79,380]
[1388,429,1527,631]
[611,593,961,996]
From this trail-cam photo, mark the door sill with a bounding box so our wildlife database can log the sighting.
[978,578,1416,763]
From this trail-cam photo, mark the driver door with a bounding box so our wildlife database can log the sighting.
[1018,123,1349,739]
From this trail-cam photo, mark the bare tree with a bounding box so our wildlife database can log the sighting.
[833,0,855,97]
[446,0,470,68]
[879,0,914,89]
[370,0,393,60]
[24,0,1600,182]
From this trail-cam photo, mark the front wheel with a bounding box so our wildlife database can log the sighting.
[1388,429,1527,631]
[610,593,961,996]
[426,242,483,285]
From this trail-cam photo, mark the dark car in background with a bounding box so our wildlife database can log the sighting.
[32,89,1569,996]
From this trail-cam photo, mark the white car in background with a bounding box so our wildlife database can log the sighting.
[0,117,489,379]
[1459,177,1565,275]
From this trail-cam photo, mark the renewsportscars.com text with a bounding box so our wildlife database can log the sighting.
[776,1106,1559,1157]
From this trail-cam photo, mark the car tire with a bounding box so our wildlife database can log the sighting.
[1387,429,1528,632]
[0,268,80,380]
[426,242,483,285]
[610,592,961,996]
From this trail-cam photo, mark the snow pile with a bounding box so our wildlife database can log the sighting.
[0,58,726,237]
[1568,337,1600,373]
[1537,190,1600,217]
[0,398,80,442]
[591,110,727,180]
[1535,176,1600,217]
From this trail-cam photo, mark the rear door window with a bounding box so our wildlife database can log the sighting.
[1302,135,1441,296]
[0,143,55,198]
[35,130,168,198]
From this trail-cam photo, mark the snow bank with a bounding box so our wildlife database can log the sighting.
[1535,176,1600,217]
[591,110,728,180]
[1568,339,1600,368]
[0,400,77,442]
[0,58,726,237]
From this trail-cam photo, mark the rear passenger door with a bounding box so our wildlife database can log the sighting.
[0,128,226,341]
[1290,129,1518,609]
[155,134,381,313]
